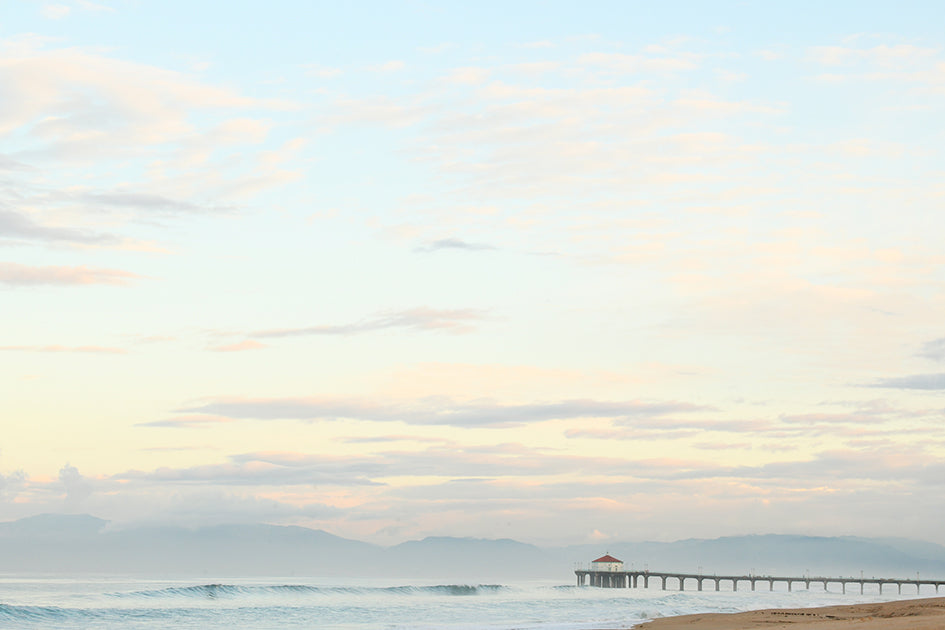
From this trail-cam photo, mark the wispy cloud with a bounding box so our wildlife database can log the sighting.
[0,154,33,171]
[251,307,487,338]
[413,238,497,253]
[75,191,234,215]
[805,41,945,88]
[918,338,945,362]
[0,209,119,245]
[115,452,383,487]
[443,67,491,85]
[0,41,293,163]
[0,469,27,498]
[808,43,939,68]
[41,4,71,19]
[105,442,945,495]
[0,262,141,287]
[7,463,340,527]
[302,63,342,78]
[867,373,945,390]
[0,37,300,274]
[168,396,709,428]
[139,414,235,428]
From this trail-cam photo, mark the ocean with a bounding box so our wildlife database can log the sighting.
[0,575,929,630]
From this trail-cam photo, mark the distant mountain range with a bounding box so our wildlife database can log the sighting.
[2,514,944,580]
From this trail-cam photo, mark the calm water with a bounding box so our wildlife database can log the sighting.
[0,576,923,630]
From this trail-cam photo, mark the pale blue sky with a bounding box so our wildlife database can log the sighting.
[1,0,945,545]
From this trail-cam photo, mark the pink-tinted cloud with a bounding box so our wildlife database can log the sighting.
[0,262,141,286]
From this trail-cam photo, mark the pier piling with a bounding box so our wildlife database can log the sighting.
[574,568,945,595]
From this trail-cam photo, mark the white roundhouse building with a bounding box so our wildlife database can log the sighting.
[590,554,623,572]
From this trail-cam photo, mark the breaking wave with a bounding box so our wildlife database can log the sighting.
[109,583,509,599]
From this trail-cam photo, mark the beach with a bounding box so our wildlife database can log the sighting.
[635,597,945,630]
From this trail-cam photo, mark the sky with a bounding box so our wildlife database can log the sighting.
[1,0,945,547]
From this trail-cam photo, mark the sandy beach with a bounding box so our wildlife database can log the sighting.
[634,597,945,630]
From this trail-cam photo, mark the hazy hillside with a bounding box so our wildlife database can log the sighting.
[0,515,380,576]
[559,535,945,578]
[2,514,945,581]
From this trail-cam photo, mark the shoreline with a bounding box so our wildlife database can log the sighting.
[629,596,945,630]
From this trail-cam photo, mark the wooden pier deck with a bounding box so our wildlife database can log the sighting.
[575,568,945,595]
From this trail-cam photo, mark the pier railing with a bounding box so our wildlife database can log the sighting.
[574,567,945,595]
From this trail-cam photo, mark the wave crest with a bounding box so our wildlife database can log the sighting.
[110,583,509,599]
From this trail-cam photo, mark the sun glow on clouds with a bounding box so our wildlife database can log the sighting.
[1,2,945,545]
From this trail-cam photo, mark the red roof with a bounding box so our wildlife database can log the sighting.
[592,554,622,563]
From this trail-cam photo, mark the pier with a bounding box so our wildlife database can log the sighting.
[575,568,945,595]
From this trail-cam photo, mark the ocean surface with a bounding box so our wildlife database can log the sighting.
[0,575,930,630]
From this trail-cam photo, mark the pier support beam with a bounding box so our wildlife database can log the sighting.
[575,569,945,597]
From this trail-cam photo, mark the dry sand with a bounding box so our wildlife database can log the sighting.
[632,597,945,630]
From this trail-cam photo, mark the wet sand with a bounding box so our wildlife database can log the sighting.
[633,597,945,630]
